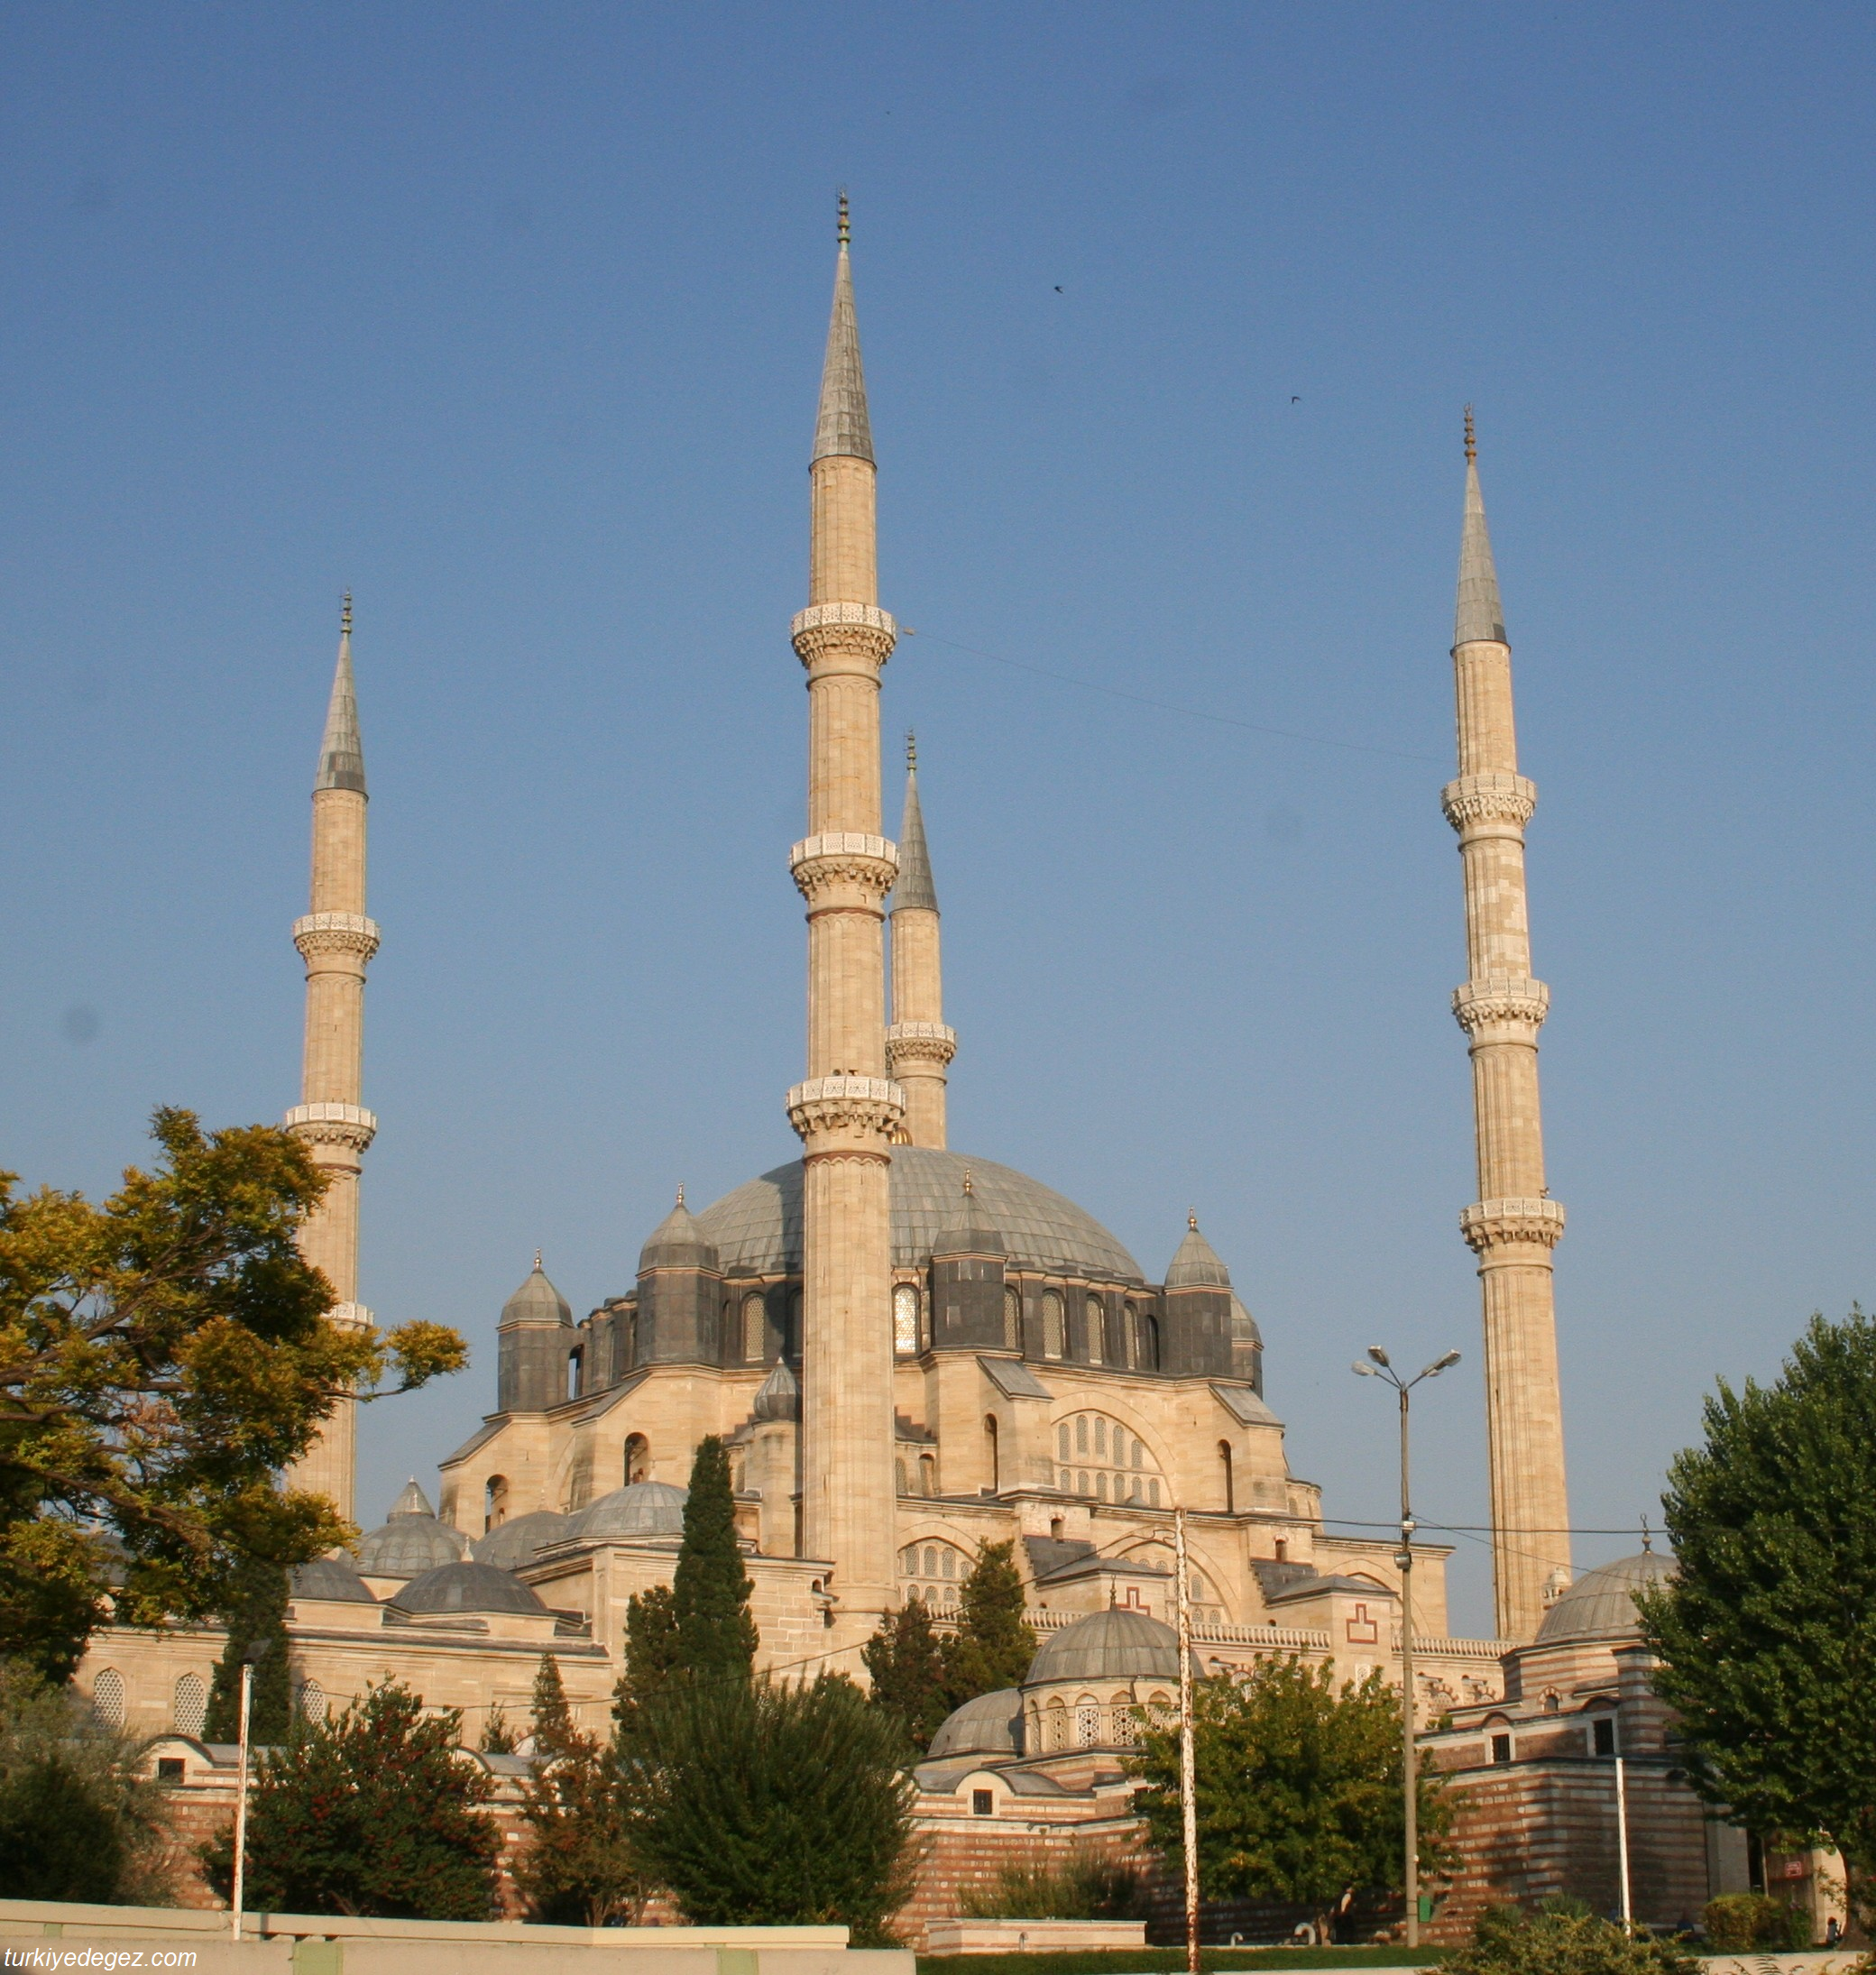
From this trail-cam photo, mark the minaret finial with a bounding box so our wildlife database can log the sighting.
[1188,1208,1199,1231]
[676,1183,685,1208]
[837,189,851,248]
[1464,404,1476,464]
[906,729,916,773]
[813,197,873,464]
[533,1246,542,1272]
[341,590,353,636]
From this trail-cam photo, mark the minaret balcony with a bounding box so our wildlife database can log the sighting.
[283,1101,379,1154]
[790,833,899,906]
[791,602,897,675]
[887,1022,958,1068]
[786,1075,906,1150]
[292,911,382,963]
[1459,1196,1567,1254]
[1441,772,1537,834]
[1452,977,1550,1035]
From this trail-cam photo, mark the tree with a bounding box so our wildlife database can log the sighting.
[1448,1899,1697,1975]
[0,1659,174,1904]
[1131,1656,1451,1943]
[203,1558,291,1743]
[671,1437,757,1683]
[0,1110,465,1680]
[613,1585,681,1740]
[514,1724,644,1926]
[201,1679,499,1919]
[622,1671,915,1943]
[944,1539,1035,1701]
[862,1594,954,1753]
[1639,1308,1876,1921]
[530,1652,573,1755]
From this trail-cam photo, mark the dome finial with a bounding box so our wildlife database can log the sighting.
[1188,1207,1198,1231]
[1641,1513,1652,1553]
[1464,404,1476,464]
[676,1183,685,1208]
[962,1168,974,1196]
[533,1246,542,1272]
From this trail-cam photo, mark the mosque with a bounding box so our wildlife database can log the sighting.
[82,207,1603,1832]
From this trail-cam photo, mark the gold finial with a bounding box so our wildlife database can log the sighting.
[1641,1513,1652,1554]
[1463,405,1476,464]
[1188,1208,1199,1231]
[533,1247,542,1271]
[676,1184,685,1208]
[341,591,353,636]
[962,1169,974,1197]
[906,730,917,773]
[837,189,851,248]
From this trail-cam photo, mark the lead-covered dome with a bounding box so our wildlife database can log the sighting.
[1025,1607,1196,1686]
[501,1256,572,1328]
[390,1560,546,1616]
[290,1556,375,1604]
[696,1149,1143,1283]
[473,1510,571,1571]
[354,1480,471,1576]
[1536,1551,1675,1645]
[928,1687,1023,1761]
[569,1481,688,1541]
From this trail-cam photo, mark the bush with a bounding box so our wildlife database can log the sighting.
[958,1848,1145,1920]
[1448,1901,1698,1975]
[1701,1892,1811,1951]
[0,1660,174,1904]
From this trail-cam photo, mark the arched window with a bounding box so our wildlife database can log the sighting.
[296,1678,326,1722]
[624,1434,650,1484]
[1003,1284,1022,1349]
[1057,1421,1071,1460]
[1111,1692,1138,1744]
[484,1474,510,1532]
[1125,1304,1140,1368]
[1085,1296,1105,1365]
[566,1348,583,1402]
[919,1453,937,1497]
[1042,1290,1064,1360]
[172,1673,206,1737]
[91,1669,124,1727]
[896,1458,908,1495]
[1219,1441,1235,1513]
[985,1414,1000,1493]
[1137,1311,1160,1371]
[742,1293,767,1363]
[893,1285,920,1357]
[1076,1700,1101,1746]
[1046,1697,1068,1750]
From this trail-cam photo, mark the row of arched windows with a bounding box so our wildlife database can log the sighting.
[1037,1291,1160,1369]
[1026,1691,1172,1751]
[92,1668,331,1736]
[1055,1412,1164,1505]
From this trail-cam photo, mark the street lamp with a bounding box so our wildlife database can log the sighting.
[229,1638,272,1946]
[1352,1346,1460,1949]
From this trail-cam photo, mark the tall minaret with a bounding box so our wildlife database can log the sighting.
[283,595,381,1525]
[887,734,955,1148]
[1444,413,1571,1641]
[786,198,904,1645]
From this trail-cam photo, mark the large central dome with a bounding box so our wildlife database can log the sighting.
[694,1147,1144,1282]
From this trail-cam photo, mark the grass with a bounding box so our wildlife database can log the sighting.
[917,1950,1449,1975]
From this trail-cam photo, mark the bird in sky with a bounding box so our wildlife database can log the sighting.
[1054,285,1063,293]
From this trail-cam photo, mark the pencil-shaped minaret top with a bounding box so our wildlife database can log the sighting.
[1444,413,1572,1641]
[283,594,382,1525]
[786,198,904,1655]
[887,733,956,1148]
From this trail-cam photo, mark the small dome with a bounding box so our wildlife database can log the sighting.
[639,1193,720,1273]
[473,1510,571,1571]
[355,1490,470,1576]
[752,1358,800,1423]
[290,1556,376,1604]
[1165,1215,1230,1290]
[1025,1607,1197,1687]
[570,1481,688,1540]
[928,1687,1022,1760]
[1536,1551,1675,1645]
[501,1255,573,1328]
[390,1560,547,1617]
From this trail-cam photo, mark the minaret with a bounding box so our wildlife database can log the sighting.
[282,595,381,1525]
[785,197,904,1645]
[887,734,956,1147]
[1444,413,1571,1640]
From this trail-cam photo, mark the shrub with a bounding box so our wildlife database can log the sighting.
[958,1848,1145,1920]
[1702,1891,1810,1951]
[1448,1900,1699,1975]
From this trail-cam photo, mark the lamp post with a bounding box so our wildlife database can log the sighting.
[1352,1345,1460,1950]
[229,1639,271,1945]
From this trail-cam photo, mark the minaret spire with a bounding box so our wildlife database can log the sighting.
[786,202,903,1658]
[1442,416,1571,1640]
[887,731,957,1147]
[284,596,382,1524]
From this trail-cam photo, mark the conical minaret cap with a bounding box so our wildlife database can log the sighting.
[812,198,875,465]
[1165,1211,1231,1289]
[316,596,368,795]
[1455,419,1508,648]
[639,1190,721,1273]
[933,1171,1005,1258]
[890,737,938,912]
[501,1253,573,1329]
[387,1477,437,1520]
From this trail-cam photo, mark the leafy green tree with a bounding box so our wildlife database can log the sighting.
[623,1672,915,1943]
[671,1437,757,1682]
[943,1539,1035,1701]
[530,1652,573,1756]
[0,1659,174,1903]
[862,1594,954,1753]
[203,1558,291,1743]
[201,1679,499,1919]
[1448,1899,1697,1975]
[1131,1656,1451,1943]
[613,1585,681,1739]
[514,1723,644,1925]
[1639,1309,1876,1920]
[0,1110,466,1680]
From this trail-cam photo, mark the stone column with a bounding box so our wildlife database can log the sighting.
[1446,417,1571,1641]
[283,599,378,1525]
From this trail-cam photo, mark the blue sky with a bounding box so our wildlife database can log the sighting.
[4,4,1872,1636]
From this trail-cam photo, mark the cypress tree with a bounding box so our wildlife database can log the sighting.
[613,1585,682,1740]
[944,1539,1035,1701]
[861,1594,954,1754]
[671,1437,757,1682]
[530,1653,573,1756]
[203,1557,291,1743]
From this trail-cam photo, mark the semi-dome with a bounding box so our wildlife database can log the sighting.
[290,1555,376,1604]
[1024,1607,1197,1687]
[473,1510,571,1571]
[569,1481,688,1540]
[927,1687,1022,1761]
[501,1255,572,1328]
[389,1560,547,1617]
[695,1149,1143,1283]
[354,1481,471,1576]
[1536,1550,1675,1645]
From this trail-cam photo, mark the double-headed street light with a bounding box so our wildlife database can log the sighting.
[1352,1345,1461,1949]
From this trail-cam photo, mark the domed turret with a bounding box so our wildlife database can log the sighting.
[1165,1212,1230,1289]
[389,1560,547,1617]
[498,1253,577,1415]
[354,1481,470,1578]
[1535,1550,1675,1645]
[637,1190,723,1364]
[569,1480,688,1542]
[502,1254,573,1328]
[1162,1212,1234,1377]
[472,1509,570,1572]
[752,1357,800,1422]
[639,1190,720,1272]
[933,1171,1005,1259]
